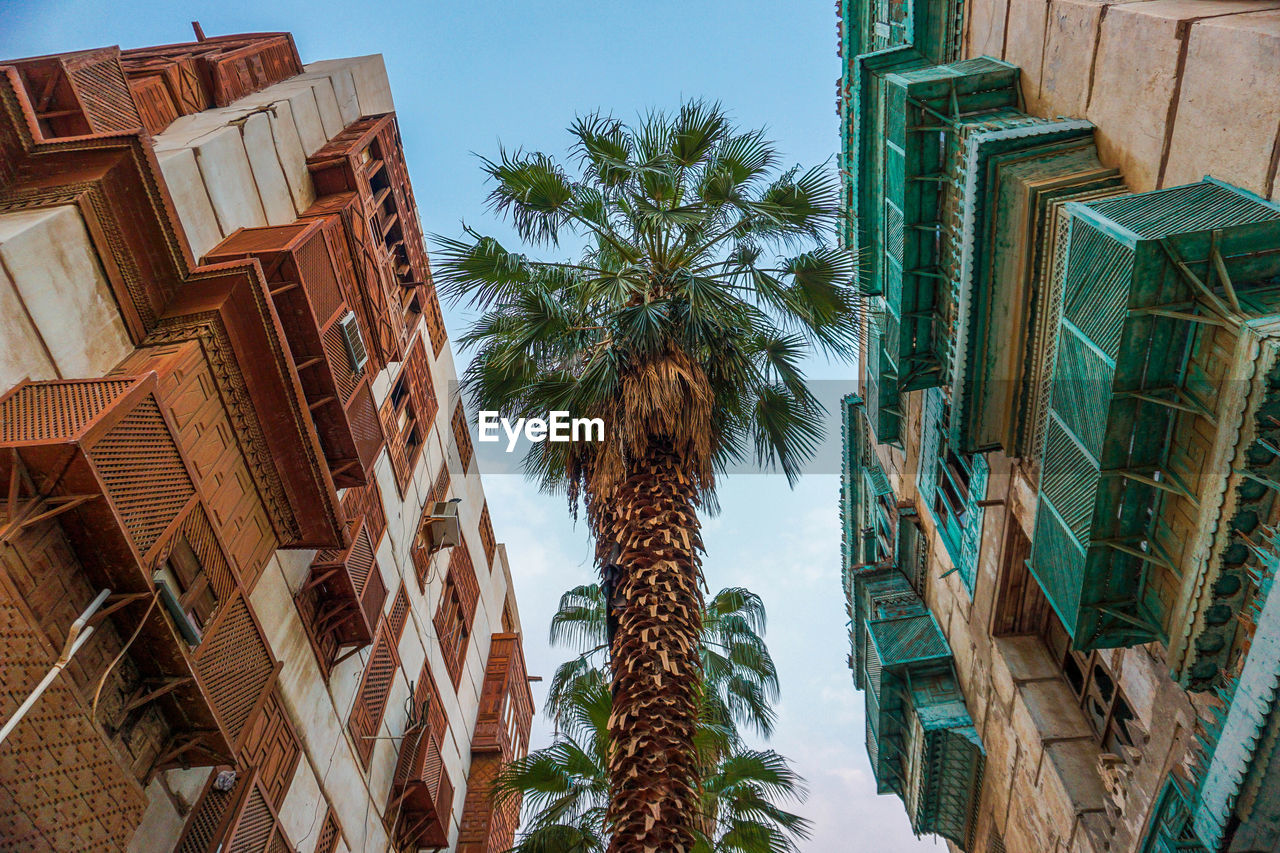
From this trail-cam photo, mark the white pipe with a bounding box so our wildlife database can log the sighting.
[0,587,111,745]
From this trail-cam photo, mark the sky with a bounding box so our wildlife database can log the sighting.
[0,2,937,850]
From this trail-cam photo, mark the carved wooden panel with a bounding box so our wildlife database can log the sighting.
[456,752,519,853]
[341,479,386,547]
[116,343,277,589]
[238,690,301,809]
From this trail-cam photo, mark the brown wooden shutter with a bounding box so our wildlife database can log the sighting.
[341,479,386,547]
[477,502,496,570]
[434,546,479,687]
[194,591,278,751]
[451,401,473,472]
[388,583,411,642]
[348,622,400,765]
[415,662,449,740]
[423,284,448,356]
[428,461,451,504]
[451,546,479,628]
[405,334,439,429]
[238,689,301,808]
[314,807,342,853]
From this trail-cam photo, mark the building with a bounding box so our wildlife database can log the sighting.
[839,1,1280,851]
[0,30,533,853]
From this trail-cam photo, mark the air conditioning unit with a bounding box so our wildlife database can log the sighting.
[418,499,461,554]
[339,311,369,373]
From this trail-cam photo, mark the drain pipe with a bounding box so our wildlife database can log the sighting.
[0,587,111,745]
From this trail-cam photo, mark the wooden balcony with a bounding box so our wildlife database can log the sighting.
[5,47,142,139]
[205,219,385,489]
[0,375,280,770]
[1028,179,1280,658]
[306,114,434,338]
[176,768,295,853]
[389,723,454,850]
[851,568,984,846]
[301,514,388,652]
[472,634,534,761]
[302,192,408,369]
[119,32,302,134]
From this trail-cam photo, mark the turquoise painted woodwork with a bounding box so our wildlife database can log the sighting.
[918,387,987,593]
[948,131,1125,456]
[1140,535,1280,850]
[853,567,984,845]
[1029,179,1280,653]
[839,0,966,444]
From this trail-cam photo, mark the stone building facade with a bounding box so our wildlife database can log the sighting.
[839,1,1280,851]
[0,31,533,852]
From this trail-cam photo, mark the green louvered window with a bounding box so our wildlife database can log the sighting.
[919,388,987,592]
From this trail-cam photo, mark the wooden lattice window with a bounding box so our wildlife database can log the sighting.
[348,584,413,766]
[434,546,479,687]
[501,600,515,634]
[349,621,400,766]
[314,806,342,853]
[380,336,438,491]
[423,284,448,356]
[478,503,496,569]
[413,660,449,740]
[428,461,451,504]
[452,401,473,472]
[389,584,411,640]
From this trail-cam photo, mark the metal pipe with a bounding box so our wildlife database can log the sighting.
[0,587,111,745]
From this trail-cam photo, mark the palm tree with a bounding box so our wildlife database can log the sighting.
[436,102,857,850]
[546,585,780,741]
[497,587,810,853]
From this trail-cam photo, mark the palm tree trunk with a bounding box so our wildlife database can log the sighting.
[596,439,704,853]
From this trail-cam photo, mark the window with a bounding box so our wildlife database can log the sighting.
[918,388,987,591]
[155,536,216,639]
[1039,605,1135,752]
[995,521,1135,753]
[434,546,479,687]
[380,337,436,490]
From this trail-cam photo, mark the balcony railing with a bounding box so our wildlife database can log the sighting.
[205,218,385,489]
[389,722,454,850]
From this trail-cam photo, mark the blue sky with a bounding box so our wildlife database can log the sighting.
[1,2,934,849]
